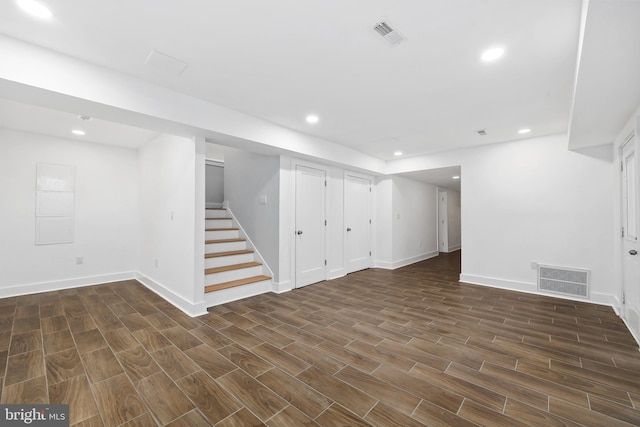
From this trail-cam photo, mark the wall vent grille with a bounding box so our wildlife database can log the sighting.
[372,21,405,46]
[537,264,590,298]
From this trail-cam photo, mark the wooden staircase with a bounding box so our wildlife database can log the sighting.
[204,207,272,306]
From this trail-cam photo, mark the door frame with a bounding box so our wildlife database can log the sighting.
[343,170,373,274]
[291,159,328,289]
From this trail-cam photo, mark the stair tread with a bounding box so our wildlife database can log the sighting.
[205,261,262,275]
[205,275,271,293]
[205,249,254,258]
[205,228,239,231]
[206,238,246,244]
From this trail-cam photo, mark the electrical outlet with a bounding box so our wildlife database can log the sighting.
[530,261,538,269]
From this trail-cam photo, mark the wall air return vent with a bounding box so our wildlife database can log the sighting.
[537,264,590,298]
[373,21,405,46]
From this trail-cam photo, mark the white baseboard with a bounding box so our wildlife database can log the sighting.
[447,245,461,252]
[0,272,136,299]
[136,273,207,317]
[272,280,292,293]
[374,251,439,270]
[328,268,346,281]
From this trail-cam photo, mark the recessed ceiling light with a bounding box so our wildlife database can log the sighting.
[306,115,319,124]
[481,47,504,62]
[16,0,53,19]
[518,128,531,134]
[453,176,460,180]
[72,130,86,136]
[393,151,403,156]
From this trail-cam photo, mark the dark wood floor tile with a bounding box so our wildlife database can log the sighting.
[120,313,152,332]
[242,310,285,330]
[91,312,123,332]
[41,315,69,335]
[43,329,75,354]
[352,321,412,344]
[257,367,332,419]
[73,415,105,427]
[136,372,194,425]
[116,345,161,382]
[315,340,380,373]
[68,314,97,334]
[102,327,138,353]
[364,401,425,427]
[265,406,315,427]
[482,362,590,408]
[549,397,636,427]
[0,350,7,378]
[151,345,199,381]
[117,412,157,427]
[64,304,89,318]
[220,311,258,330]
[13,316,41,334]
[217,343,274,377]
[218,408,266,427]
[0,376,48,404]
[9,330,42,355]
[219,325,265,348]
[373,364,463,414]
[275,324,324,347]
[296,366,376,417]
[376,338,450,371]
[588,394,640,425]
[82,347,124,383]
[46,347,85,385]
[252,343,310,376]
[516,360,633,406]
[184,344,237,379]
[176,370,242,424]
[550,359,640,394]
[199,313,233,330]
[0,330,12,352]
[74,329,107,354]
[301,323,352,347]
[144,312,178,330]
[411,400,477,427]
[315,403,372,427]
[49,375,98,425]
[91,374,147,427]
[217,369,288,421]
[346,340,416,372]
[445,362,549,410]
[458,397,530,427]
[108,302,136,317]
[630,392,640,410]
[15,304,39,319]
[162,326,203,350]
[504,398,583,427]
[246,325,294,348]
[281,342,346,375]
[131,327,171,352]
[190,325,234,349]
[5,349,45,386]
[165,409,213,427]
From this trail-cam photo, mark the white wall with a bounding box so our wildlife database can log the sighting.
[444,189,461,251]
[224,148,280,280]
[205,164,224,204]
[0,129,138,297]
[375,175,439,269]
[388,134,616,305]
[138,133,204,315]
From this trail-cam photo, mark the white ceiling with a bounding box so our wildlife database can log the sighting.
[0,0,639,168]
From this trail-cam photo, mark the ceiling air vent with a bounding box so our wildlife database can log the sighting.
[373,21,405,46]
[476,129,487,136]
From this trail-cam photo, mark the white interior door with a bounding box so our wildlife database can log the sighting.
[345,173,371,274]
[295,165,326,288]
[621,135,640,338]
[439,191,449,253]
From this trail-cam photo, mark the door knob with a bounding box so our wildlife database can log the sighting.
[630,249,638,256]
[346,227,352,232]
[296,230,303,235]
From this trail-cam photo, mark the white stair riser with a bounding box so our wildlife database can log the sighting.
[205,229,240,240]
[204,279,272,307]
[205,241,246,252]
[205,266,264,285]
[205,253,255,269]
[206,218,234,228]
[205,210,228,219]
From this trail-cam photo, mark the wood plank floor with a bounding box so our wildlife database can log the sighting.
[1,252,640,426]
